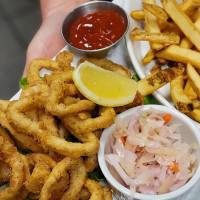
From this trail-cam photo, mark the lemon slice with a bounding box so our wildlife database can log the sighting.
[73,61,138,107]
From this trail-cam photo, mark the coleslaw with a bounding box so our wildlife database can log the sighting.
[105,107,197,195]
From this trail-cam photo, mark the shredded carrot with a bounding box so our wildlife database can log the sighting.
[168,164,180,173]
[163,113,171,125]
[121,136,126,146]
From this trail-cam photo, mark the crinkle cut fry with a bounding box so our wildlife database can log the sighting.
[0,100,47,153]
[40,157,86,200]
[62,106,116,134]
[6,98,99,157]
[27,58,64,84]
[0,136,29,199]
[46,70,96,117]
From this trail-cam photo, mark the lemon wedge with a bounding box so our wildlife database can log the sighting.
[73,61,138,107]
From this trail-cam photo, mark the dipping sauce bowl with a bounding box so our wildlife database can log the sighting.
[61,1,129,58]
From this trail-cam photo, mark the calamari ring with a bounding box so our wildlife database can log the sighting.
[103,187,112,200]
[6,98,99,157]
[25,153,57,195]
[40,157,86,200]
[46,71,96,117]
[79,188,91,200]
[83,178,104,200]
[25,162,51,194]
[48,170,69,200]
[0,160,11,185]
[26,153,57,169]
[78,184,112,200]
[27,58,64,84]
[0,100,46,153]
[61,158,86,200]
[62,106,116,134]
[55,50,74,70]
[38,109,59,136]
[84,154,98,173]
[0,136,29,199]
[0,125,14,145]
[20,80,49,101]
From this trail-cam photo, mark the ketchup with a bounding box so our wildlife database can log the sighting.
[69,10,126,50]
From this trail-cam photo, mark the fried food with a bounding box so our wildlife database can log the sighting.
[130,10,145,20]
[25,162,51,194]
[27,59,63,84]
[130,0,200,121]
[55,50,74,70]
[170,75,193,113]
[162,0,200,51]
[24,153,57,196]
[130,27,180,44]
[40,157,85,200]
[156,45,200,69]
[137,67,184,96]
[186,63,200,98]
[82,178,104,200]
[0,160,11,185]
[84,154,99,173]
[142,49,155,64]
[0,136,29,200]
[143,0,163,50]
[46,70,96,117]
[1,48,183,199]
[142,2,171,23]
[78,57,131,78]
[62,107,116,134]
[184,80,198,100]
[7,97,100,157]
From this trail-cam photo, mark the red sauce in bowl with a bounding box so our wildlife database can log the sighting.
[69,10,126,50]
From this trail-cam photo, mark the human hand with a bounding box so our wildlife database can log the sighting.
[23,0,89,77]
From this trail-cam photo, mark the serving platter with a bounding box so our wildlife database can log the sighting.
[7,0,200,199]
[124,0,200,199]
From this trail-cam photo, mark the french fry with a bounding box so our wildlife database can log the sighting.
[143,3,172,24]
[191,7,200,21]
[142,49,155,64]
[180,18,200,49]
[162,0,200,51]
[184,80,198,100]
[187,63,200,98]
[143,0,164,50]
[157,58,168,65]
[138,67,184,96]
[130,10,145,20]
[180,0,200,16]
[130,28,180,44]
[170,75,193,113]
[150,64,161,73]
[155,45,200,69]
[187,109,200,122]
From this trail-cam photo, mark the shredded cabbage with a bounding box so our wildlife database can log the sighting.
[105,108,197,195]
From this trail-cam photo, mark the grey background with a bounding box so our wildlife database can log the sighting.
[0,0,41,100]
